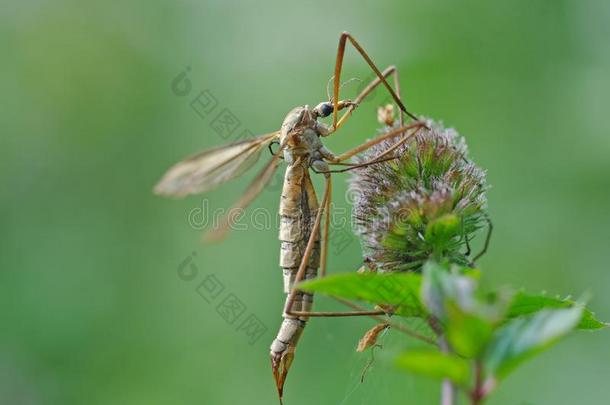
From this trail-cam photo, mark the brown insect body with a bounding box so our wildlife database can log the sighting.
[270,106,332,386]
[154,32,425,404]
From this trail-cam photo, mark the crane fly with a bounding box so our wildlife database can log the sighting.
[154,32,427,403]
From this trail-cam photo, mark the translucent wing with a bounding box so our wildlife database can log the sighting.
[154,131,280,197]
[205,145,284,242]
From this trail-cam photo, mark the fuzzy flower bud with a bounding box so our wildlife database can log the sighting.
[349,113,488,272]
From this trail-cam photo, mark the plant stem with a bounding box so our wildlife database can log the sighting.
[470,361,484,405]
[428,317,456,405]
[439,336,456,405]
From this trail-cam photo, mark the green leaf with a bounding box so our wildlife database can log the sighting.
[446,307,494,358]
[421,261,476,322]
[422,261,495,357]
[508,292,606,330]
[298,272,424,317]
[395,350,471,387]
[483,305,583,380]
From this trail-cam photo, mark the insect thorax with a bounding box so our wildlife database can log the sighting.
[280,106,324,165]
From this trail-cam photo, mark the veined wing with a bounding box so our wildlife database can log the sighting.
[205,139,287,242]
[154,131,280,197]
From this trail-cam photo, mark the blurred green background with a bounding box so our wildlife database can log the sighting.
[2,1,609,404]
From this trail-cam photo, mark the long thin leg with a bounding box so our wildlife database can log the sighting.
[320,176,331,278]
[282,175,329,317]
[358,65,404,126]
[315,125,425,175]
[334,297,437,346]
[283,175,384,318]
[335,124,424,170]
[332,32,417,131]
[337,65,405,129]
[317,156,400,175]
[277,171,436,340]
[333,121,426,163]
[473,216,493,262]
[289,308,387,317]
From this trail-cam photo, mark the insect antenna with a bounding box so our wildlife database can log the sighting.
[326,75,334,101]
[326,75,362,102]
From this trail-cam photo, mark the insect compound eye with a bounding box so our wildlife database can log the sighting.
[314,102,333,118]
[320,102,333,117]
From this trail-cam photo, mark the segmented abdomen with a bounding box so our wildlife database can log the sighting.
[269,163,320,359]
[279,163,320,315]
